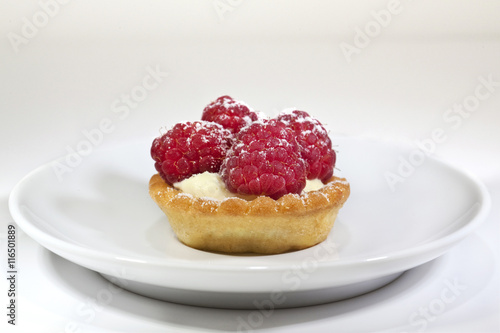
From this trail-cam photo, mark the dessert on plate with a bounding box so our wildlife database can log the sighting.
[149,96,350,254]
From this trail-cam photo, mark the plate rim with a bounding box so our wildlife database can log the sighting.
[8,137,491,273]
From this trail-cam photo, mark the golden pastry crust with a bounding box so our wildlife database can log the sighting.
[149,173,350,254]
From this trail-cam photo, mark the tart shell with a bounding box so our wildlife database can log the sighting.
[149,173,350,254]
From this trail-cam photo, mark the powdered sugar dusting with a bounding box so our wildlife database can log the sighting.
[202,95,263,134]
[176,192,194,198]
[164,120,228,147]
[277,109,328,136]
[219,98,253,112]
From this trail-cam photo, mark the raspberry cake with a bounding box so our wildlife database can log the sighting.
[149,96,350,254]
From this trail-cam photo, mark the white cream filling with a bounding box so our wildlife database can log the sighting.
[174,172,324,200]
[303,178,324,192]
[174,171,238,201]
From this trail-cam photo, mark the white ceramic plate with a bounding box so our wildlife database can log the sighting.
[9,137,490,309]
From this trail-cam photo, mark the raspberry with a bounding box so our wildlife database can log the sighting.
[151,121,232,185]
[220,119,307,200]
[277,110,335,183]
[202,95,261,134]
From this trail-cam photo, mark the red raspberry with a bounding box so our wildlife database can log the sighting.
[151,121,232,185]
[277,110,335,183]
[202,95,261,134]
[220,119,307,200]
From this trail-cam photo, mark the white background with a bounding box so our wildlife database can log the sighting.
[1,1,499,332]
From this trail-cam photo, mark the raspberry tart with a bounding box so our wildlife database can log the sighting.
[149,97,350,254]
